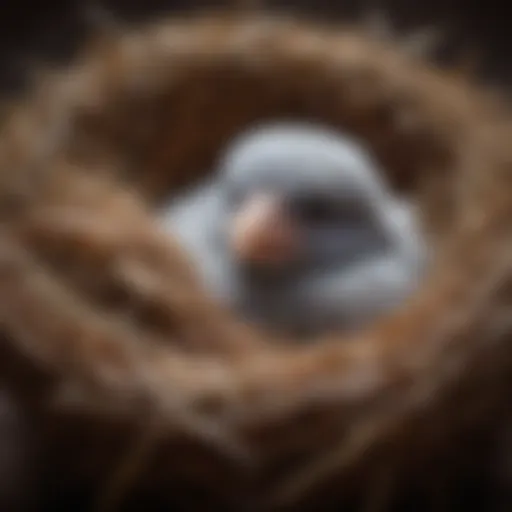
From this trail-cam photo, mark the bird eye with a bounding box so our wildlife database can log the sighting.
[294,194,368,226]
[296,196,336,223]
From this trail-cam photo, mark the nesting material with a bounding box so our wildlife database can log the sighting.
[0,12,510,511]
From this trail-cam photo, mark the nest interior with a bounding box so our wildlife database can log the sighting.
[0,12,512,511]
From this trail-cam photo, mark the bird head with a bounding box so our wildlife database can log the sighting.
[217,123,395,284]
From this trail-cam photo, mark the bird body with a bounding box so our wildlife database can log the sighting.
[161,122,427,338]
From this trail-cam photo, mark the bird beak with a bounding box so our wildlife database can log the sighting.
[231,193,299,267]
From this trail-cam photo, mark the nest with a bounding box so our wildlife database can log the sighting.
[0,12,512,512]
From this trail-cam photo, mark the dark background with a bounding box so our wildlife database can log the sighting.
[0,0,510,96]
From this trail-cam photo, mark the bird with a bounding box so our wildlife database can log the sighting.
[160,122,427,339]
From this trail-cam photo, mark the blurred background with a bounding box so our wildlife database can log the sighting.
[0,0,510,95]
[0,2,509,510]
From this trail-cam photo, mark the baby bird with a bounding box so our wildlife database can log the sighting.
[162,122,427,338]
